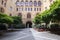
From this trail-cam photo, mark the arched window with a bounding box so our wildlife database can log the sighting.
[9,13,12,16]
[4,3,6,7]
[1,0,7,6]
[18,13,22,17]
[25,0,28,6]
[29,0,33,6]
[50,0,53,2]
[38,1,41,6]
[16,0,19,6]
[0,7,4,13]
[34,1,37,6]
[27,13,31,18]
[17,0,19,2]
[1,0,4,5]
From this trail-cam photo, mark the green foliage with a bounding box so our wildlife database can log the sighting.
[34,0,60,25]
[51,7,60,21]
[34,14,43,24]
[13,24,25,29]
[48,24,60,31]
[41,10,52,24]
[0,12,23,29]
[12,16,22,24]
[0,12,22,24]
[0,13,13,24]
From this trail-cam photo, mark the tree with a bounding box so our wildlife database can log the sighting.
[0,12,13,24]
[12,16,22,24]
[41,10,52,25]
[34,14,42,24]
[0,12,13,30]
[51,6,60,22]
[34,0,60,25]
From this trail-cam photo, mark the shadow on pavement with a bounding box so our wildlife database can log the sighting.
[49,31,60,35]
[0,28,35,40]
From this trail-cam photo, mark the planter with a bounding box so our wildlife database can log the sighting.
[33,28,45,32]
[37,29,45,32]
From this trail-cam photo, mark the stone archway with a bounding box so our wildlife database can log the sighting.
[26,21,32,28]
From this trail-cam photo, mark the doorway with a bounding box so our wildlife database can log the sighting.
[26,21,32,28]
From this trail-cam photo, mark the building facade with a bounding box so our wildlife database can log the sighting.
[0,0,54,27]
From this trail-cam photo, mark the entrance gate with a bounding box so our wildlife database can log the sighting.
[26,21,32,28]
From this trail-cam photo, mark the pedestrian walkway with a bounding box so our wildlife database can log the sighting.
[30,28,60,40]
[0,28,60,40]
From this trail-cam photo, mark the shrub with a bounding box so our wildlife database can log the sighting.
[13,24,25,29]
[33,24,46,29]
[0,23,8,30]
[48,24,60,31]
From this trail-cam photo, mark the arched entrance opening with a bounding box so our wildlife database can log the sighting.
[26,21,32,28]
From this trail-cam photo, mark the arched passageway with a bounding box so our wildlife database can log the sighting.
[26,21,32,28]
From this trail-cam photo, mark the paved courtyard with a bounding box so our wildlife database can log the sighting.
[0,28,60,40]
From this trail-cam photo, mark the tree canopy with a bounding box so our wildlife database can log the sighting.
[0,12,13,24]
[34,0,60,24]
[12,16,22,24]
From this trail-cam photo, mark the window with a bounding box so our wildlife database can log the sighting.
[31,8,32,11]
[37,8,38,11]
[34,8,36,11]
[25,0,28,6]
[1,0,4,5]
[20,0,24,6]
[30,0,32,2]
[38,1,41,6]
[28,8,30,11]
[0,8,4,13]
[27,8,32,11]
[10,13,12,16]
[19,8,21,11]
[25,8,27,11]
[9,7,12,11]
[4,3,6,7]
[16,0,20,6]
[16,8,18,11]
[39,8,41,11]
[29,1,33,6]
[18,13,22,17]
[50,0,52,2]
[27,13,31,18]
[22,8,23,11]
[19,8,23,11]
[34,1,37,6]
